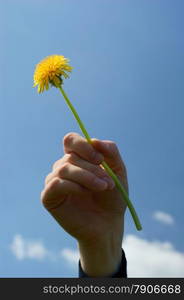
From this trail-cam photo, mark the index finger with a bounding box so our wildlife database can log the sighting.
[63,132,104,164]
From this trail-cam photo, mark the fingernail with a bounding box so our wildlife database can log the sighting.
[102,177,115,190]
[93,178,108,190]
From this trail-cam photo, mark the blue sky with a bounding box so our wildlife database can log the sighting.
[0,0,184,277]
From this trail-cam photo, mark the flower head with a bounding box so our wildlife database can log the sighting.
[33,55,73,93]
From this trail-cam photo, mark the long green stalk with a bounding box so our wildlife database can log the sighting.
[59,86,142,231]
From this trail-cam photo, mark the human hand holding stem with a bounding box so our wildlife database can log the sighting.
[33,55,142,231]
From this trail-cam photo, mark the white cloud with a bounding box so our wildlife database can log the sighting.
[124,235,184,277]
[153,210,174,225]
[59,235,184,278]
[11,234,184,277]
[10,234,25,260]
[59,236,184,277]
[10,234,49,260]
[60,248,79,264]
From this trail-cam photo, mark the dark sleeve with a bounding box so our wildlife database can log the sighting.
[78,249,127,278]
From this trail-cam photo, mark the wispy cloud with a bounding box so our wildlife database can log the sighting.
[10,234,49,260]
[124,235,184,277]
[10,234,78,263]
[152,210,175,225]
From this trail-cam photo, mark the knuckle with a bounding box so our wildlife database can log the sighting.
[57,162,70,177]
[41,178,59,206]
[41,177,66,211]
[52,159,60,170]
[63,132,76,147]
[65,152,77,163]
[48,177,60,191]
[44,173,51,185]
[52,156,69,171]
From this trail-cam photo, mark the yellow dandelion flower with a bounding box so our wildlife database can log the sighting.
[33,55,73,93]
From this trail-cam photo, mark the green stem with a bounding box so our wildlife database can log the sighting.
[59,86,142,231]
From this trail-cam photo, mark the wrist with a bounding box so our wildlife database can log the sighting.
[78,227,124,277]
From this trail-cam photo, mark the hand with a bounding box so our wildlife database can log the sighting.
[41,132,128,276]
